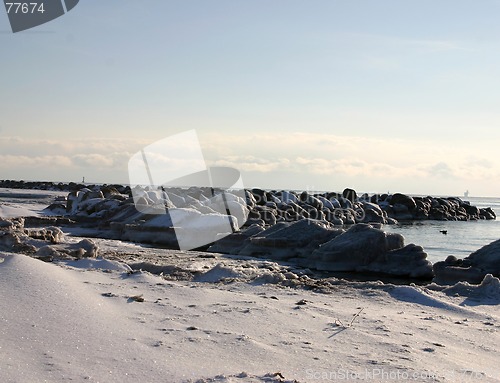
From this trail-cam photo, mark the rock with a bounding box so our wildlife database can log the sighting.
[66,191,79,213]
[440,274,500,300]
[278,191,298,204]
[338,197,353,209]
[328,196,341,209]
[433,238,500,284]
[391,204,414,221]
[137,208,239,250]
[360,202,387,224]
[480,207,496,220]
[466,239,500,274]
[342,188,357,203]
[204,193,249,228]
[207,224,265,254]
[250,188,268,206]
[244,190,257,209]
[380,244,433,278]
[414,198,430,219]
[390,193,416,211]
[164,191,186,207]
[36,238,98,260]
[300,192,323,210]
[316,196,336,211]
[44,203,67,215]
[24,227,64,243]
[84,190,104,201]
[323,210,344,225]
[0,216,98,260]
[0,231,36,253]
[120,223,179,248]
[300,204,325,221]
[239,219,343,261]
[0,217,24,231]
[462,203,479,219]
[310,224,433,279]
[67,238,99,258]
[100,186,121,198]
[433,262,486,285]
[282,202,308,220]
[253,206,277,226]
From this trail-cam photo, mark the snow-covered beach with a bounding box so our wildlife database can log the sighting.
[2,251,500,382]
[1,186,500,382]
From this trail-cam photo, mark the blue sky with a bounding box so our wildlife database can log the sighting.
[1,0,500,196]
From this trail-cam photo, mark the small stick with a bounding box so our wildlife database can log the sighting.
[349,308,364,327]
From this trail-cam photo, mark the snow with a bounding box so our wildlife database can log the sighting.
[1,252,500,382]
[0,188,67,218]
[1,188,500,382]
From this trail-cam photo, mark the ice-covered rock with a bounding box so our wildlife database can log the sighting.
[24,226,64,243]
[467,238,500,273]
[0,217,97,260]
[193,263,246,283]
[440,274,500,301]
[433,238,500,285]
[310,223,433,279]
[238,219,343,261]
[36,238,98,261]
[207,224,265,254]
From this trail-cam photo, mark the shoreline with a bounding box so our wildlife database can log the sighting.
[1,186,500,382]
[0,183,499,286]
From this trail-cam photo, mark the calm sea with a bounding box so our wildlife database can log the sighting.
[384,196,500,264]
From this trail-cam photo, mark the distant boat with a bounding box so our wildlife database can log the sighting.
[464,190,469,198]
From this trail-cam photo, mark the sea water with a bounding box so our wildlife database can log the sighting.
[384,196,500,264]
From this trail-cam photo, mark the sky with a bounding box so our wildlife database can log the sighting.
[1,0,500,197]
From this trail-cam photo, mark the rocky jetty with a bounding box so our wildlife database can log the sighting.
[433,239,500,285]
[39,185,442,279]
[4,180,494,225]
[0,179,131,194]
[244,188,496,225]
[7,182,495,282]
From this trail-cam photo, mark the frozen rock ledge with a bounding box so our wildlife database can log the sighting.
[209,221,434,280]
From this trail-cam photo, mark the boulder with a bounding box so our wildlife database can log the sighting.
[439,274,500,300]
[278,191,298,204]
[36,238,98,261]
[360,202,387,224]
[239,219,343,261]
[389,193,416,211]
[207,224,265,254]
[433,238,500,285]
[342,188,357,203]
[299,192,323,210]
[253,206,277,226]
[480,207,496,220]
[310,223,433,279]
[250,188,268,206]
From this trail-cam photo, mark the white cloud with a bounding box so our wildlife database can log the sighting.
[0,154,73,168]
[72,154,115,168]
[200,132,500,195]
[0,133,498,196]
